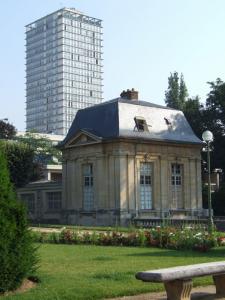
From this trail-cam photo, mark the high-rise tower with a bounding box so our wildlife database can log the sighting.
[26,8,103,135]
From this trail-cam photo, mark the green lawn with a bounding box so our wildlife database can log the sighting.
[5,244,225,300]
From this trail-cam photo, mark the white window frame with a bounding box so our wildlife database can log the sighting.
[171,163,184,209]
[83,164,94,211]
[139,162,153,210]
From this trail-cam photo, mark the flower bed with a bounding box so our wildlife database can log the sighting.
[32,226,224,252]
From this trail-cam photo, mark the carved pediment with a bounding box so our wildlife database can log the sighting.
[65,130,101,148]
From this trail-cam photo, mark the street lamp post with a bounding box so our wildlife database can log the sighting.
[202,130,214,233]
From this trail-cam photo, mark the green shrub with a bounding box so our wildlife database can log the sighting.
[31,226,219,252]
[0,144,37,293]
[60,229,74,244]
[98,232,113,246]
[90,231,99,245]
[48,232,60,244]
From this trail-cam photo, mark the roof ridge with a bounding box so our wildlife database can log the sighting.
[77,98,179,112]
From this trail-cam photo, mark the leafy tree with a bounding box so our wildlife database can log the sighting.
[165,71,204,139]
[0,120,17,139]
[179,73,189,107]
[1,131,61,188]
[0,143,37,292]
[1,141,43,188]
[212,183,225,216]
[183,96,205,138]
[165,72,188,110]
[16,132,62,164]
[165,71,179,108]
[203,79,225,172]
[205,78,225,134]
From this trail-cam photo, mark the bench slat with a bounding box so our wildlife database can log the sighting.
[136,261,225,282]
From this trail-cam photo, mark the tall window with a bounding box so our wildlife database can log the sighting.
[83,164,94,210]
[171,164,183,209]
[140,162,152,209]
[47,192,62,211]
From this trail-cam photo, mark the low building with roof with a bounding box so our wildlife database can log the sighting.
[16,131,64,223]
[59,89,204,226]
[17,180,62,224]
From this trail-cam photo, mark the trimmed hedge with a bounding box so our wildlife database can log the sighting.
[0,143,37,293]
[32,226,219,252]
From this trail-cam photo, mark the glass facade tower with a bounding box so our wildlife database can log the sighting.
[26,8,103,135]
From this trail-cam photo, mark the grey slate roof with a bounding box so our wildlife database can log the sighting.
[60,98,202,147]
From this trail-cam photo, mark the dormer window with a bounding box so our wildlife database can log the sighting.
[134,117,149,132]
[164,117,172,126]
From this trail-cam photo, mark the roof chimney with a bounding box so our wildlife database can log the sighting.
[120,88,138,101]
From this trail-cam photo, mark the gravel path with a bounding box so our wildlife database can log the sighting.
[30,227,63,233]
[107,285,225,300]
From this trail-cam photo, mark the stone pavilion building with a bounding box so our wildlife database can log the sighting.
[59,89,204,226]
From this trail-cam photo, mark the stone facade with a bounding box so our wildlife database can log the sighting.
[61,136,203,226]
[17,181,62,224]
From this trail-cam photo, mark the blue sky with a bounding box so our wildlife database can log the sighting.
[1,0,225,130]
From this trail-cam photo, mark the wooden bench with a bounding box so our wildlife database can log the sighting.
[136,261,225,300]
